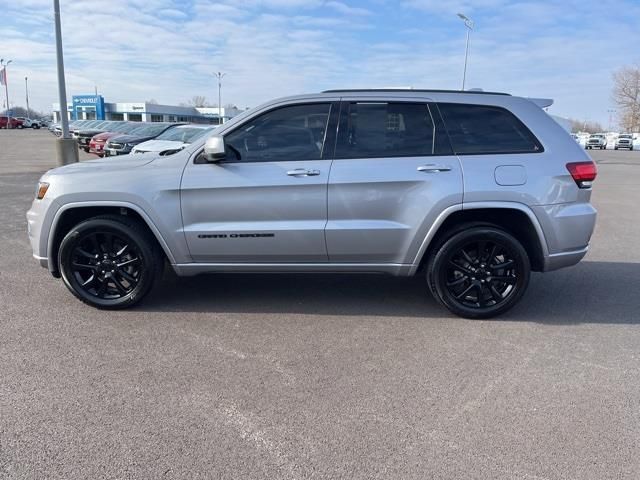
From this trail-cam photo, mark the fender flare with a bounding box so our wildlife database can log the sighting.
[408,201,550,275]
[46,201,177,272]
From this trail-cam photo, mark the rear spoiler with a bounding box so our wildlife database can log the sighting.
[528,98,554,109]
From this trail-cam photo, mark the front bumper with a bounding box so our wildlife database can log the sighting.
[89,142,106,154]
[104,146,131,156]
[26,195,56,270]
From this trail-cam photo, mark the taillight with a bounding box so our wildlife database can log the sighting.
[566,161,597,188]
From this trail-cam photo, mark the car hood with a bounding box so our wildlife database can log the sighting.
[44,152,159,177]
[132,140,187,152]
[108,134,154,145]
[77,129,106,136]
[92,131,121,141]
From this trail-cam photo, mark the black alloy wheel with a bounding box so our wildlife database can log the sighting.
[427,226,530,319]
[58,215,162,309]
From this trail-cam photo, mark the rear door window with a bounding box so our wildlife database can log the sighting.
[438,103,542,154]
[335,102,448,159]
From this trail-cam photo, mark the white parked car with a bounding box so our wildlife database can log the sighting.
[15,117,42,129]
[131,124,216,155]
[586,133,607,150]
[615,134,634,150]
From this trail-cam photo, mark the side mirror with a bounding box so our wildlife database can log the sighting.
[203,135,226,162]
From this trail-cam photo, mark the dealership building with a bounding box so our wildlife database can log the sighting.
[52,94,242,124]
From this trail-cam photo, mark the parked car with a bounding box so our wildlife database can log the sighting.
[74,121,120,151]
[27,89,597,318]
[52,119,92,136]
[104,123,179,156]
[0,116,21,128]
[15,117,42,129]
[89,122,141,157]
[615,134,634,150]
[586,133,607,149]
[131,124,216,155]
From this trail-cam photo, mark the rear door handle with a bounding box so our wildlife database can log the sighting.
[417,164,452,173]
[287,168,321,177]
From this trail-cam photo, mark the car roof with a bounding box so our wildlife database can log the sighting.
[168,124,213,129]
[322,88,511,96]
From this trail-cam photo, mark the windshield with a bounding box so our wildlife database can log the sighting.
[619,134,632,139]
[109,122,136,133]
[154,126,214,143]
[127,123,172,137]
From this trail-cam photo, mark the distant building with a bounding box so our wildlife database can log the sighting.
[52,94,242,124]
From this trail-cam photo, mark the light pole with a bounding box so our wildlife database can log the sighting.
[53,0,78,164]
[607,109,616,132]
[213,71,226,124]
[1,59,12,129]
[457,13,474,91]
[25,76,30,118]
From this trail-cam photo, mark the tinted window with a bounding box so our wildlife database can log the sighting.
[335,102,436,158]
[225,103,331,162]
[438,103,541,154]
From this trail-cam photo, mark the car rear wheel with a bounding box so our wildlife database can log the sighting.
[427,226,530,319]
[58,215,163,309]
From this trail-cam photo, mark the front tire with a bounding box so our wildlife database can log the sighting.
[427,226,530,319]
[58,215,163,309]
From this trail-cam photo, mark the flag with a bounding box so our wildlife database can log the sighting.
[0,67,6,87]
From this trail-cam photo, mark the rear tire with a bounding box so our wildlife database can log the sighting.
[58,215,163,309]
[426,226,530,319]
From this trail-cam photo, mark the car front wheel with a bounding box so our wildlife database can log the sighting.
[427,226,531,319]
[58,215,163,309]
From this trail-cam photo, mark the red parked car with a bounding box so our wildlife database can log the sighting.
[89,121,138,157]
[0,116,21,128]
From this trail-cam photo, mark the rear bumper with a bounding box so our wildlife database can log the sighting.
[543,246,588,271]
[532,202,597,272]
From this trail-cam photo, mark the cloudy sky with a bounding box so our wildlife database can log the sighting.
[2,0,639,125]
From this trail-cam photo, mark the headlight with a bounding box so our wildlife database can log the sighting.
[36,182,50,200]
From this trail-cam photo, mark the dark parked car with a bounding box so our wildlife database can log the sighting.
[104,123,180,156]
[74,121,124,152]
[89,122,141,157]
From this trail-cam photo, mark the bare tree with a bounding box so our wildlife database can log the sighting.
[568,118,604,133]
[612,65,640,132]
[189,95,208,107]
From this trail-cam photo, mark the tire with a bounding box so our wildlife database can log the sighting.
[32,124,38,129]
[615,147,618,150]
[58,215,163,309]
[426,226,530,319]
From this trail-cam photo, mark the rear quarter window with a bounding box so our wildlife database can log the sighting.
[438,103,543,155]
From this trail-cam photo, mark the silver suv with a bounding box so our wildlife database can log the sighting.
[27,89,597,318]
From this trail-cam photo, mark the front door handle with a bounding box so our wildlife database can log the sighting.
[417,164,452,173]
[287,168,321,177]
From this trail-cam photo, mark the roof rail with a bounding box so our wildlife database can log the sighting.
[322,88,511,96]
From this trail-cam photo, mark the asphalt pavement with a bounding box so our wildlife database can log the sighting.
[1,129,639,479]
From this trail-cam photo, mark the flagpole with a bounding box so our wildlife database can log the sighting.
[0,60,11,129]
